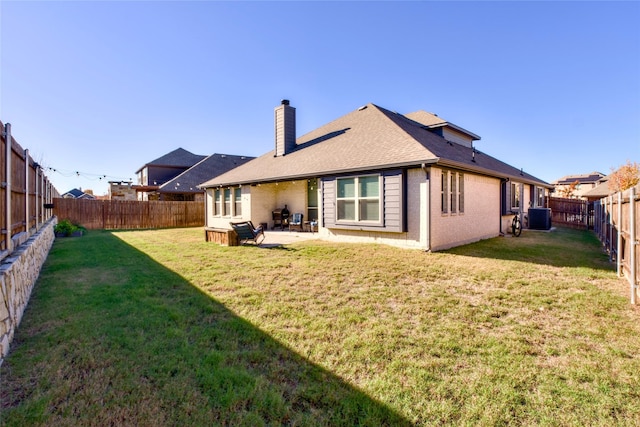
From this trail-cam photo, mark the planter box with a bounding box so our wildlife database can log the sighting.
[204,227,238,246]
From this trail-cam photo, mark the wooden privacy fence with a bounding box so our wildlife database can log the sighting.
[593,185,639,304]
[53,198,204,229]
[1,122,59,260]
[548,197,593,230]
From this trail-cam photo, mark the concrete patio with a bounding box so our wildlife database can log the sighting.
[260,229,321,247]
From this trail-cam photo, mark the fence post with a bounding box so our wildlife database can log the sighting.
[25,148,29,233]
[630,187,637,305]
[608,196,613,261]
[35,164,39,228]
[584,199,588,229]
[617,191,623,277]
[4,123,11,253]
[41,171,44,222]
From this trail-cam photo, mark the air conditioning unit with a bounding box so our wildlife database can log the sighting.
[528,208,552,230]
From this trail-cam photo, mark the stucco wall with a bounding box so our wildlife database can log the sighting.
[205,187,249,229]
[0,218,56,364]
[321,168,427,250]
[320,227,426,249]
[249,184,279,227]
[206,181,308,230]
[406,168,429,247]
[442,128,473,148]
[204,168,507,252]
[430,168,501,251]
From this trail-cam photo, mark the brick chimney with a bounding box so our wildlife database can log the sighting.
[274,99,296,156]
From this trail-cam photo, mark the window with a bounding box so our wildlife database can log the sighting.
[337,175,380,222]
[537,186,544,207]
[458,174,465,213]
[450,173,457,213]
[213,189,221,216]
[223,188,231,216]
[234,187,242,216]
[511,183,521,210]
[441,171,448,213]
[442,170,464,215]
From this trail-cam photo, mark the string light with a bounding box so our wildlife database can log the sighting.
[47,167,132,182]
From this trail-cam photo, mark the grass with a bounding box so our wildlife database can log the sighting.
[1,227,639,426]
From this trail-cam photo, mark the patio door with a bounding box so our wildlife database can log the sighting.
[307,178,318,221]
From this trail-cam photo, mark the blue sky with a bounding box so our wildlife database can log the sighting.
[1,1,639,196]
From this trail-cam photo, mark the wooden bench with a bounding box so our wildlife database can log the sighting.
[229,221,265,245]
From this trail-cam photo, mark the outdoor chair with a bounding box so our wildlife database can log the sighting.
[289,213,303,232]
[230,221,265,245]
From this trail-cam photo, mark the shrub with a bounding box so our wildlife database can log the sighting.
[54,219,86,237]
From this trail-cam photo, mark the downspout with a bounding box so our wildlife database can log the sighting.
[422,163,431,252]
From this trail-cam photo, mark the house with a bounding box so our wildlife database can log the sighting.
[582,175,612,202]
[135,148,207,200]
[109,181,137,201]
[159,153,254,201]
[61,188,96,200]
[552,172,605,199]
[200,100,552,251]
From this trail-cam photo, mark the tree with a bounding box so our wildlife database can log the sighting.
[609,160,640,193]
[558,180,580,198]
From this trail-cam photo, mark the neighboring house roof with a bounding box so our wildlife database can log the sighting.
[553,171,605,185]
[136,147,206,173]
[62,188,96,199]
[582,176,611,199]
[160,153,255,194]
[201,103,550,188]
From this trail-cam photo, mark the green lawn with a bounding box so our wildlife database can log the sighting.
[1,227,639,426]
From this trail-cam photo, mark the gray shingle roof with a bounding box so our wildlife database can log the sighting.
[200,103,550,188]
[62,188,96,199]
[404,110,481,141]
[159,153,255,193]
[553,172,605,185]
[136,148,206,173]
[582,176,611,199]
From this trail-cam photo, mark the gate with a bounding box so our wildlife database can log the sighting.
[548,197,593,230]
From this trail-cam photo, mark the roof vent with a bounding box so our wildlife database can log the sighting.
[358,105,367,111]
[281,99,290,106]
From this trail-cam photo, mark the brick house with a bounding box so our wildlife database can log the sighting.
[200,100,552,251]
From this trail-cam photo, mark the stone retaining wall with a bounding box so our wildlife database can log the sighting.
[0,218,56,365]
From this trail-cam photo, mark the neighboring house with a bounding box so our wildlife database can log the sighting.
[552,172,605,199]
[200,100,552,251]
[582,175,612,202]
[61,188,96,200]
[136,148,207,200]
[159,153,254,201]
[109,181,137,201]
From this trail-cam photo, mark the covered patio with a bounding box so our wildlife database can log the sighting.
[260,229,321,247]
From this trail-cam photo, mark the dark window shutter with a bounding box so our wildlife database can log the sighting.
[501,180,511,215]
